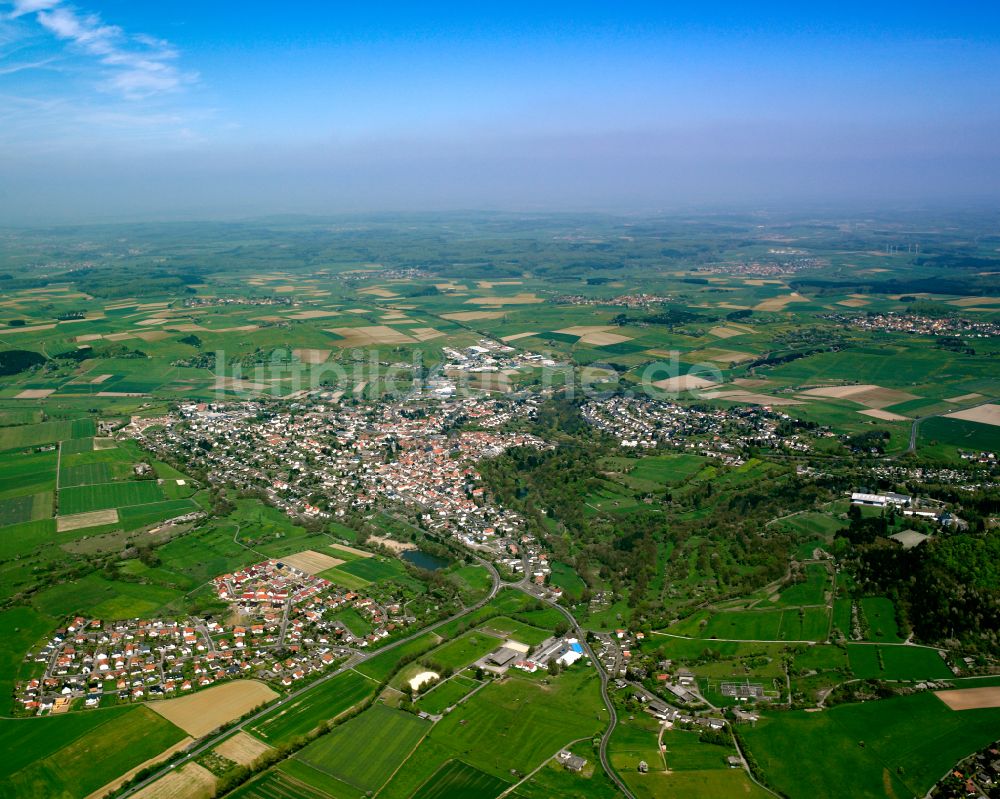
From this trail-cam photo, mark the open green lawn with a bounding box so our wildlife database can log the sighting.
[249,669,378,745]
[0,606,56,707]
[742,692,1000,799]
[920,416,1000,453]
[229,765,347,799]
[0,418,93,451]
[58,462,112,487]
[859,597,903,642]
[413,759,508,799]
[31,573,182,619]
[0,449,56,499]
[628,453,707,485]
[0,491,51,526]
[512,756,622,799]
[58,480,164,514]
[673,608,829,642]
[773,564,830,607]
[3,706,186,799]
[846,643,952,680]
[296,703,430,794]
[477,616,553,646]
[415,675,480,715]
[421,631,501,671]
[355,633,442,682]
[548,561,587,600]
[334,555,407,582]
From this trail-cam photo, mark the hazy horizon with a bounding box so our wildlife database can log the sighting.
[1,1,998,224]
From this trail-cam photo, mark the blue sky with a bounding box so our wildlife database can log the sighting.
[1,1,998,221]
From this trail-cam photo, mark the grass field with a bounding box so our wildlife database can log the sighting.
[413,759,508,799]
[477,616,553,646]
[3,706,186,799]
[58,461,112,487]
[859,596,903,642]
[0,491,51,526]
[332,556,407,583]
[249,670,378,745]
[415,675,480,714]
[772,564,829,607]
[0,418,93,451]
[228,766,342,799]
[0,449,56,499]
[377,667,607,798]
[671,607,829,641]
[512,756,622,799]
[420,631,501,671]
[846,643,952,680]
[742,692,1000,799]
[296,703,430,793]
[355,633,441,682]
[58,480,164,514]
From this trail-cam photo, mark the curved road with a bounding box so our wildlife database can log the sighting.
[122,553,637,799]
[119,558,501,798]
[510,572,634,799]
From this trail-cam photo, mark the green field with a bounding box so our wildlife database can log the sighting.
[415,675,480,714]
[413,759,508,799]
[58,480,164,514]
[229,765,342,799]
[919,415,1000,452]
[296,703,430,793]
[0,449,56,499]
[420,631,501,671]
[0,492,51,526]
[859,597,903,642]
[377,667,607,798]
[58,462,112,487]
[355,633,442,682]
[249,670,378,745]
[671,607,829,642]
[742,692,1000,799]
[477,616,553,646]
[772,564,830,607]
[846,643,952,680]
[0,419,93,451]
[333,556,407,583]
[2,706,186,799]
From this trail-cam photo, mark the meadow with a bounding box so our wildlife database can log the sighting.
[413,759,508,799]
[295,703,430,794]
[742,692,1000,799]
[415,675,480,714]
[248,669,378,745]
[377,667,607,799]
[2,706,186,799]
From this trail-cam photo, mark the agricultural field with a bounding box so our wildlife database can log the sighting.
[845,643,953,680]
[413,759,508,799]
[1,706,186,799]
[377,666,608,798]
[295,704,431,794]
[249,670,378,745]
[742,692,1000,799]
[414,674,480,714]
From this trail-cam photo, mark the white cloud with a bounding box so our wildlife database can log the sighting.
[12,1,195,98]
[8,0,60,18]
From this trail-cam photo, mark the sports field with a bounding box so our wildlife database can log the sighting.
[296,703,430,793]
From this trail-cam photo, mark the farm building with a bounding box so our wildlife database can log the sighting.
[850,492,911,508]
